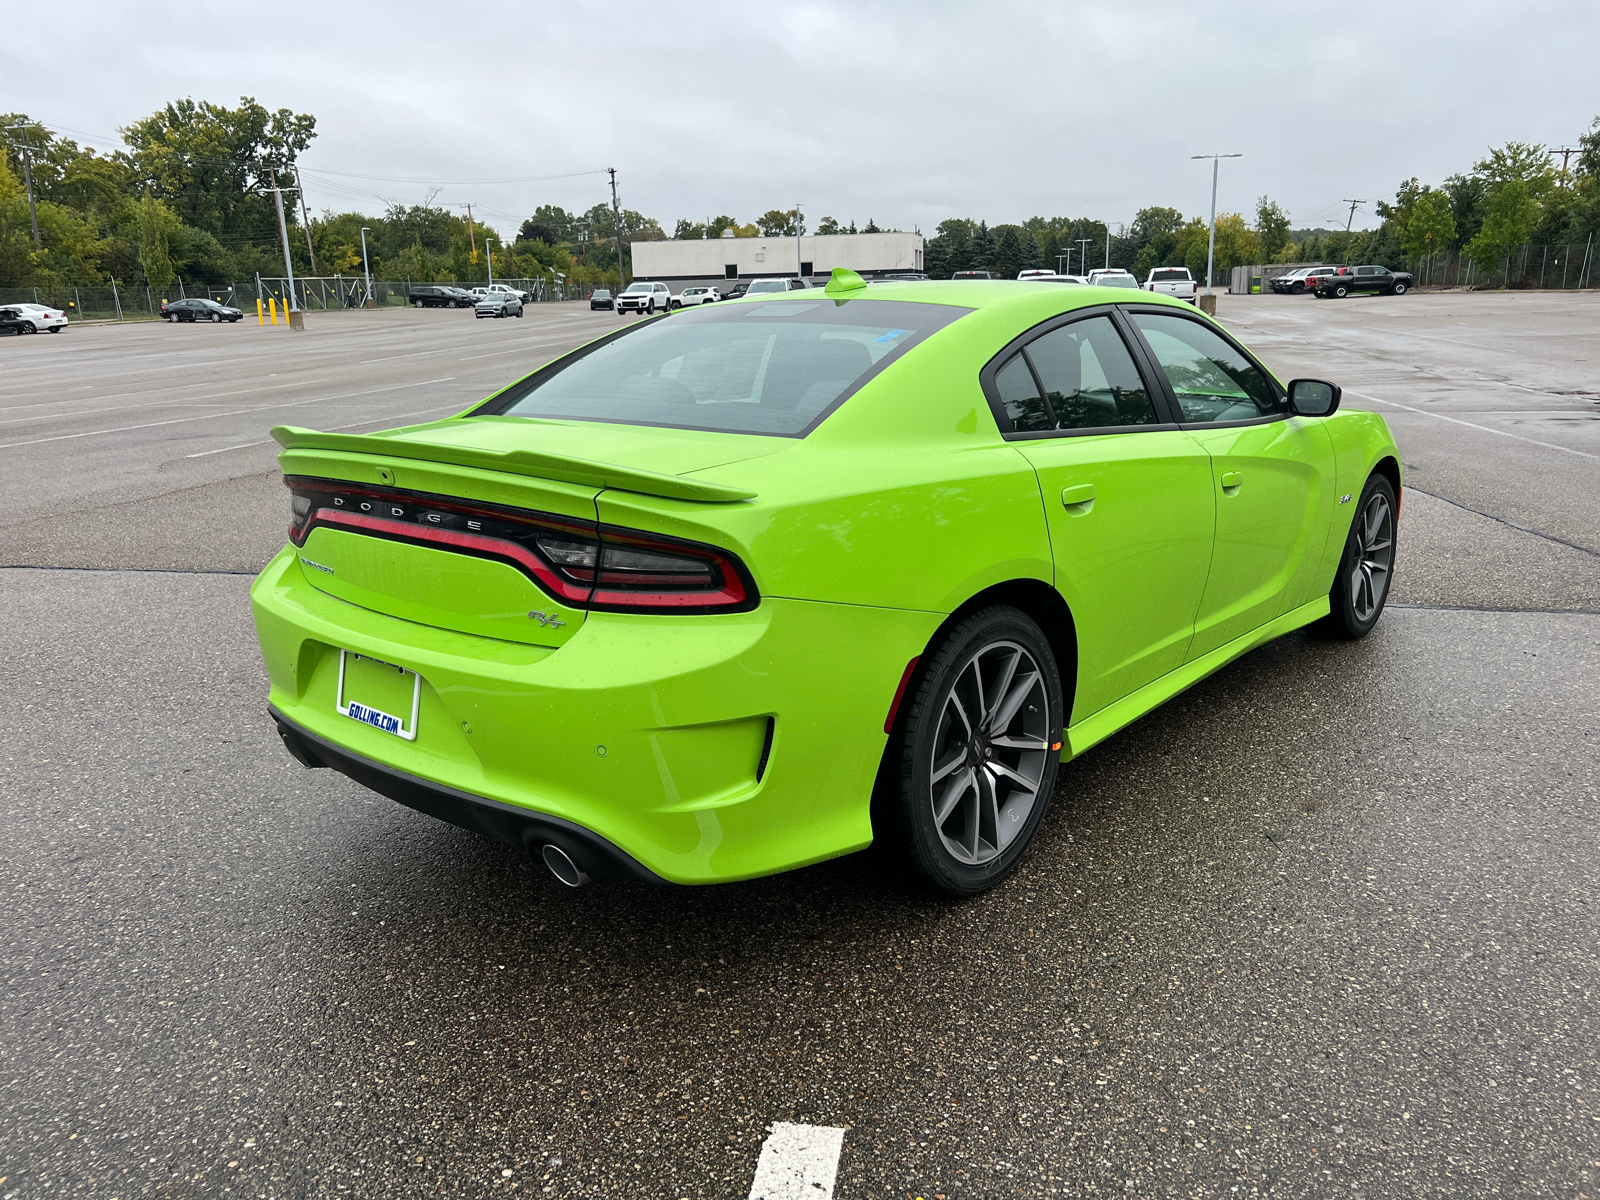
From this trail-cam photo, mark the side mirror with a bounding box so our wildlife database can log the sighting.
[1287,378,1341,417]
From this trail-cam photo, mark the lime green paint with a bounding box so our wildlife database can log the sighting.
[252,281,1400,884]
[825,267,868,293]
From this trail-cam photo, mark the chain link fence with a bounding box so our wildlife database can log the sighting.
[1228,240,1599,294]
[0,274,595,323]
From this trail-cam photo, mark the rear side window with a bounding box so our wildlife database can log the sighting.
[1129,312,1279,424]
[1024,317,1158,430]
[485,298,969,437]
[994,354,1050,432]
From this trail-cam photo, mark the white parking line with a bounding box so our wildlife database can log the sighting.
[0,379,329,427]
[1345,388,1599,460]
[185,401,465,457]
[0,377,455,451]
[747,1122,845,1200]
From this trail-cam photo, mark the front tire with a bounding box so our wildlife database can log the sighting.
[1392,282,1408,295]
[1322,474,1397,640]
[889,607,1064,896]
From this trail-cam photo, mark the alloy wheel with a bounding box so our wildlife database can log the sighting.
[927,640,1051,866]
[1351,492,1394,622]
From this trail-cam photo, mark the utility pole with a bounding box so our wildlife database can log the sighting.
[462,204,479,266]
[794,202,804,278]
[1104,226,1111,270]
[608,168,627,287]
[1342,199,1366,232]
[4,121,42,249]
[292,165,318,274]
[359,227,373,306]
[1549,147,1578,184]
[268,167,300,312]
[1193,153,1243,294]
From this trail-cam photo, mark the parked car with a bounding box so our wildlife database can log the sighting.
[257,279,1400,897]
[951,270,994,280]
[409,286,470,309]
[722,282,750,300]
[590,289,614,311]
[0,306,25,335]
[1315,265,1413,298]
[616,281,671,315]
[1017,269,1058,281]
[1270,267,1338,295]
[10,302,69,333]
[161,298,245,323]
[1087,269,1140,290]
[742,278,810,296]
[472,283,531,304]
[475,292,524,319]
[672,286,720,308]
[1143,267,1198,304]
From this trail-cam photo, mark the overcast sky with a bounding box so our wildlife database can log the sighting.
[8,2,1596,239]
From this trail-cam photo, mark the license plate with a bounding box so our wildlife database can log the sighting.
[335,650,421,741]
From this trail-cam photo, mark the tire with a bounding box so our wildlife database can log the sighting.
[1333,285,1348,298]
[413,300,423,309]
[20,321,35,333]
[1321,474,1397,640]
[1292,282,1304,294]
[1392,282,1408,295]
[49,325,62,332]
[515,308,523,317]
[887,606,1065,896]
[211,312,221,323]
[167,313,178,322]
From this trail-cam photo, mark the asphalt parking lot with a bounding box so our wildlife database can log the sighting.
[2,294,1597,1199]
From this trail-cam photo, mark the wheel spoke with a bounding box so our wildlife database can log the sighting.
[986,759,1039,790]
[1364,536,1392,555]
[988,669,1039,735]
[975,770,1000,856]
[992,734,1051,751]
[946,688,973,740]
[985,649,1021,725]
[933,768,974,826]
[931,747,966,784]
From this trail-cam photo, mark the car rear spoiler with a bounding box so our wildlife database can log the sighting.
[270,426,757,503]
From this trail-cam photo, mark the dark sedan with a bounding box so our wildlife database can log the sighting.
[0,306,25,336]
[408,286,472,309]
[1315,265,1413,298]
[161,298,245,323]
[590,289,614,311]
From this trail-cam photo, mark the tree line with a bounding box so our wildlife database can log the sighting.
[5,97,1598,294]
[923,120,1600,282]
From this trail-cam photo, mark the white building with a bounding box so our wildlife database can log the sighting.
[631,231,924,286]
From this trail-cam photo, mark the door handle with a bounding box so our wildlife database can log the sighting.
[1060,483,1097,513]
[1220,471,1243,491]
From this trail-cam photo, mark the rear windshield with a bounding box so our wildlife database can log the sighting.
[1151,269,1190,282]
[482,298,969,437]
[1094,275,1139,288]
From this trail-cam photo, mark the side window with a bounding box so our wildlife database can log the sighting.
[1022,316,1158,430]
[994,353,1051,432]
[1129,312,1280,424]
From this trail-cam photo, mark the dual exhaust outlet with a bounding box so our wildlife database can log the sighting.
[540,843,591,888]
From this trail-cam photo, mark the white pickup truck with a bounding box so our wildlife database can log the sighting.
[1144,267,1198,304]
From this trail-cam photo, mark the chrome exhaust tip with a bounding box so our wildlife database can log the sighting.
[541,843,591,888]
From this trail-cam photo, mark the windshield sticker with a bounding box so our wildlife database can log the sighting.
[875,329,909,343]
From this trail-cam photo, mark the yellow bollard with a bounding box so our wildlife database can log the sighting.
[257,298,264,326]
[269,297,278,326]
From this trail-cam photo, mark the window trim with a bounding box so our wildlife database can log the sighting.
[1117,304,1290,431]
[978,304,1184,440]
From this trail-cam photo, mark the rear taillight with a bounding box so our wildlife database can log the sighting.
[285,476,755,614]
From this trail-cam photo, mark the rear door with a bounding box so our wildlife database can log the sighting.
[990,309,1216,722]
[1124,308,1336,659]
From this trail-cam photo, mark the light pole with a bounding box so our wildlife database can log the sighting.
[1076,238,1091,277]
[1192,153,1242,294]
[794,203,804,279]
[359,227,372,306]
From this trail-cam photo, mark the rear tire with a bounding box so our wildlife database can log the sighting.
[21,321,35,333]
[1321,474,1397,640]
[887,606,1064,896]
[1333,285,1349,298]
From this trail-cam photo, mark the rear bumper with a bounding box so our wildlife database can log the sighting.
[250,547,938,883]
[272,708,663,882]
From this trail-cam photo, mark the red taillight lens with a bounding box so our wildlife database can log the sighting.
[285,477,755,614]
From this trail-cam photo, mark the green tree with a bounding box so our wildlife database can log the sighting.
[815,215,844,235]
[971,220,996,272]
[131,194,182,286]
[1398,189,1457,266]
[1254,196,1291,261]
[119,97,316,241]
[1465,180,1538,274]
[757,208,800,236]
[994,225,1024,278]
[1182,213,1258,281]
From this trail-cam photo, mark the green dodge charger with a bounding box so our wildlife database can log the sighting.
[252,271,1399,895]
